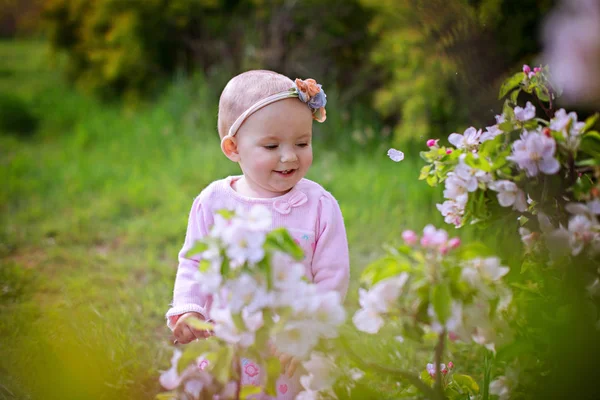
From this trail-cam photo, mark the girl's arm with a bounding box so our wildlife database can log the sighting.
[165,196,213,329]
[311,194,350,300]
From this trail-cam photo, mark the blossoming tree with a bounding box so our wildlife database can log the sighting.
[380,64,599,398]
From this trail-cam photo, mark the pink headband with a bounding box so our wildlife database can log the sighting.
[226,78,327,138]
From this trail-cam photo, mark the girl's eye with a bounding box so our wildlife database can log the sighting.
[297,143,309,148]
[263,145,278,150]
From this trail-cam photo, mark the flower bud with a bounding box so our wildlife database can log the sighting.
[542,127,551,138]
[427,139,439,148]
[402,230,418,245]
[448,361,454,370]
[446,149,453,155]
[534,67,542,74]
[442,368,449,375]
[523,65,531,74]
[448,237,461,249]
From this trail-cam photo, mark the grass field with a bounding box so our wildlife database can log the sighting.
[0,40,467,399]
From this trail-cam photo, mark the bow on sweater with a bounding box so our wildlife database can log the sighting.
[273,191,308,215]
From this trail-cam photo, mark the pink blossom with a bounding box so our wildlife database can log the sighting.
[523,65,531,74]
[514,101,536,121]
[534,67,542,74]
[448,237,461,249]
[402,230,418,245]
[420,225,449,248]
[448,361,454,370]
[507,131,560,177]
[427,139,439,147]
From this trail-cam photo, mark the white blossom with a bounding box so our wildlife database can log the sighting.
[353,274,408,334]
[448,127,483,150]
[443,175,472,204]
[507,130,560,176]
[489,180,528,212]
[514,101,536,121]
[489,376,511,400]
[480,124,503,142]
[436,200,465,227]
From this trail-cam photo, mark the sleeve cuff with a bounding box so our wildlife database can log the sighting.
[165,304,209,330]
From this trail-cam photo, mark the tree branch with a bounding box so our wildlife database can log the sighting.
[434,331,447,399]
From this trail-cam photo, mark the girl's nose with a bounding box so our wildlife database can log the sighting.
[281,150,298,163]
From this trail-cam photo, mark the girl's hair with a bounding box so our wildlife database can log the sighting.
[217,70,294,139]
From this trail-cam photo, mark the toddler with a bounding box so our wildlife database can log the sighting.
[165,70,350,399]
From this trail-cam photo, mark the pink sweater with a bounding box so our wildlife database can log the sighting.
[166,175,350,326]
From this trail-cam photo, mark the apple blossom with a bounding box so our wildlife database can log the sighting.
[402,230,418,245]
[448,127,483,150]
[427,139,439,147]
[489,180,528,212]
[507,130,560,177]
[514,101,536,121]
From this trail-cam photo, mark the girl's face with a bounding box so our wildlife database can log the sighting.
[235,99,313,198]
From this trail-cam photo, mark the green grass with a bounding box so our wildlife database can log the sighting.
[0,40,455,399]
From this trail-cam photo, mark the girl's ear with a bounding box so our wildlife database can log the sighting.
[221,135,240,162]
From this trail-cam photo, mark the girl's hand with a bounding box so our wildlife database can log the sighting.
[269,343,300,378]
[173,312,212,344]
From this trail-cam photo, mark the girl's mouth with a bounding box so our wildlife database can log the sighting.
[275,169,297,176]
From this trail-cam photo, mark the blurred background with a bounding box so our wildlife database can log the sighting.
[0,0,581,398]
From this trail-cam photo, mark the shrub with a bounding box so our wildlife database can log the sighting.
[0,92,39,136]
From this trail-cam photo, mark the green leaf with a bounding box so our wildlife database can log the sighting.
[265,356,281,396]
[216,209,236,219]
[420,369,434,387]
[520,259,536,274]
[186,241,208,258]
[431,283,451,324]
[583,113,599,132]
[580,131,600,158]
[211,346,234,383]
[509,88,521,104]
[457,242,494,259]
[265,228,304,260]
[155,392,177,400]
[419,165,432,180]
[499,72,525,99]
[198,259,211,272]
[360,256,409,285]
[463,152,491,172]
[426,174,438,187]
[534,86,549,102]
[240,385,263,399]
[453,374,479,394]
[186,317,214,332]
[575,158,600,167]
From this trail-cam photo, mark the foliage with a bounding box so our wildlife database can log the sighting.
[350,225,511,400]
[410,64,600,398]
[0,92,39,136]
[41,0,376,102]
[359,0,556,144]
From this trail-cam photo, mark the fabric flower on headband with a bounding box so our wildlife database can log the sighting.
[294,78,327,122]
